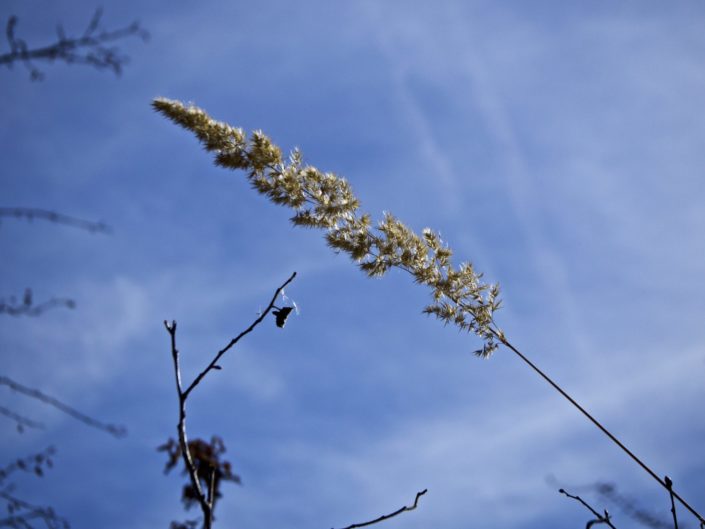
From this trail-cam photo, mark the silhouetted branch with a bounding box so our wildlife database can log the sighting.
[665,477,680,529]
[0,405,44,433]
[558,480,677,529]
[0,376,126,437]
[0,491,69,529]
[0,9,148,81]
[493,329,704,527]
[0,208,112,234]
[0,447,55,483]
[560,488,617,529]
[163,271,296,529]
[182,271,297,399]
[0,289,75,317]
[333,489,427,529]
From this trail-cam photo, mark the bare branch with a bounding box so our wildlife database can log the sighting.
[559,488,617,529]
[0,405,45,433]
[0,446,55,483]
[163,272,297,529]
[665,477,680,529]
[0,9,148,80]
[0,491,69,529]
[164,320,208,515]
[0,208,111,234]
[333,489,427,529]
[0,376,126,437]
[182,271,297,398]
[0,289,75,317]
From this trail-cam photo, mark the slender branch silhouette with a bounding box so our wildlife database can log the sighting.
[560,488,617,529]
[493,331,702,525]
[0,289,75,317]
[333,489,428,529]
[0,208,112,234]
[0,376,126,437]
[0,491,69,529]
[0,446,55,483]
[0,404,45,433]
[163,271,296,529]
[0,9,148,81]
[665,477,680,529]
[153,98,704,527]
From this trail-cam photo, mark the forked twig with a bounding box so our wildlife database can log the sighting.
[560,488,617,529]
[164,271,296,529]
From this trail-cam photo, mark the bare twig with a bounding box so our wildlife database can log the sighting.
[0,491,69,529]
[590,481,676,529]
[333,489,427,529]
[665,477,679,529]
[0,376,126,437]
[0,9,148,81]
[0,208,111,234]
[0,289,75,317]
[163,271,297,529]
[560,488,617,529]
[0,405,45,433]
[0,446,55,483]
[493,329,704,527]
[182,271,297,399]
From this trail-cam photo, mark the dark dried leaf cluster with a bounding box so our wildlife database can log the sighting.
[158,436,241,511]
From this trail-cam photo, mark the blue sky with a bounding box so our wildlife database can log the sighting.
[2,1,704,528]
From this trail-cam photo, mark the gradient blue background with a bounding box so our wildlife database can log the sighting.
[2,1,704,528]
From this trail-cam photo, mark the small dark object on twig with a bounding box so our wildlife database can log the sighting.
[0,8,148,80]
[272,305,294,328]
[665,476,680,529]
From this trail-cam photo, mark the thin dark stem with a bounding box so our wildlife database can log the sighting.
[333,489,427,529]
[492,329,704,526]
[560,488,617,529]
[0,375,126,437]
[164,320,208,518]
[0,446,55,483]
[182,271,297,398]
[665,477,679,529]
[0,208,111,234]
[0,405,44,432]
[0,491,69,529]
